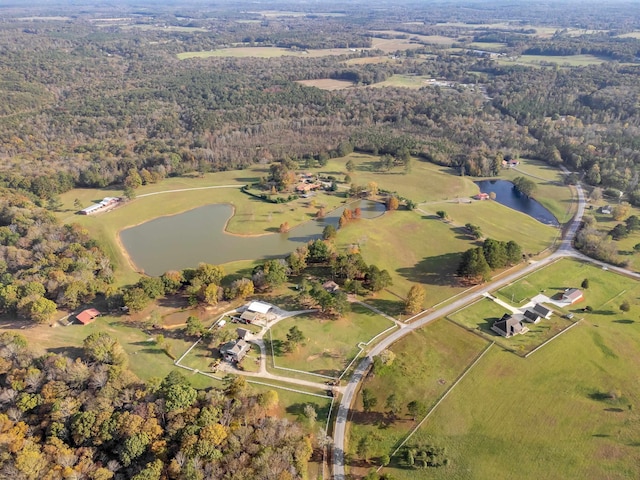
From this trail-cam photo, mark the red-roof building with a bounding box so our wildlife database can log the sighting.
[76,308,101,325]
[474,193,490,200]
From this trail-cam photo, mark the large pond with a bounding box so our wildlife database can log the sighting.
[475,180,559,227]
[120,199,386,276]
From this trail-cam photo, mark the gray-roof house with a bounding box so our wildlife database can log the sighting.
[492,313,528,338]
[562,288,583,305]
[220,339,251,363]
[531,303,552,319]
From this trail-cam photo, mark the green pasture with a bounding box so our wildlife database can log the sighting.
[423,200,558,254]
[466,42,507,51]
[497,54,610,67]
[337,153,478,202]
[336,201,556,307]
[384,306,640,479]
[368,75,433,89]
[347,319,488,466]
[267,304,395,377]
[177,46,354,59]
[448,297,574,355]
[497,258,640,311]
[499,160,576,223]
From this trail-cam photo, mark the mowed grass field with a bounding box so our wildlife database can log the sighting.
[341,153,478,202]
[496,258,640,311]
[267,304,395,377]
[347,320,488,472]
[296,78,355,90]
[177,47,358,59]
[384,299,640,479]
[448,297,574,355]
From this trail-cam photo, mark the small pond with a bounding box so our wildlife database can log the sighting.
[120,199,385,276]
[475,180,559,227]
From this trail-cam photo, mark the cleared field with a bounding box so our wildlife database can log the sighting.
[385,297,640,479]
[177,47,357,59]
[339,153,478,202]
[347,319,488,472]
[337,201,555,308]
[498,54,610,67]
[370,30,454,46]
[448,297,574,355]
[370,37,428,52]
[368,74,433,89]
[267,304,395,377]
[345,56,396,65]
[296,78,355,90]
[499,159,576,223]
[422,200,558,255]
[467,42,508,51]
[497,258,640,311]
[617,31,640,39]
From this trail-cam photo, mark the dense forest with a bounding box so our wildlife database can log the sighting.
[0,332,313,479]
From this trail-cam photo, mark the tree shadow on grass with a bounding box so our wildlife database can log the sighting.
[47,346,84,358]
[613,319,635,324]
[349,409,387,426]
[396,253,460,286]
[363,298,404,317]
[267,339,286,357]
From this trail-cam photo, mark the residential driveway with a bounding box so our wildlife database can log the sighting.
[483,292,519,313]
[530,293,572,309]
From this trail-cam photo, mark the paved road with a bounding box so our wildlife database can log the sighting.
[332,179,591,479]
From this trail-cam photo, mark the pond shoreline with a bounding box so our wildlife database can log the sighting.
[118,198,386,276]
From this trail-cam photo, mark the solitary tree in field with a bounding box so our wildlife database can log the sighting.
[285,326,305,351]
[436,210,448,220]
[407,400,427,421]
[346,159,355,172]
[405,285,426,315]
[620,300,631,312]
[581,278,590,289]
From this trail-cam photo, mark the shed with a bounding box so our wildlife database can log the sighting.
[76,308,101,325]
[532,303,552,319]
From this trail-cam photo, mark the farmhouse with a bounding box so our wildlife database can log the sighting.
[492,313,528,338]
[79,197,120,215]
[562,288,584,304]
[75,308,100,325]
[220,339,251,363]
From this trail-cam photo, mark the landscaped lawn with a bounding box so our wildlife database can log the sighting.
[383,304,640,479]
[448,297,575,355]
[267,303,395,378]
[347,319,488,472]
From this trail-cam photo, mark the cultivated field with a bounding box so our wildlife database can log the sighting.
[368,75,433,89]
[267,304,395,378]
[369,30,455,46]
[347,320,489,475]
[177,47,357,59]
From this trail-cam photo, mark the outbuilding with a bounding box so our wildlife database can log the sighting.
[75,308,101,325]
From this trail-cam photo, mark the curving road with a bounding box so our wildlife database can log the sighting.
[332,180,592,479]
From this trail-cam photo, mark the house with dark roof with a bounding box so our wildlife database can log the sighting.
[531,303,552,319]
[562,288,583,305]
[491,313,528,338]
[523,309,541,323]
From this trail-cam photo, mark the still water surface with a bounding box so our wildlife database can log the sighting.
[120,199,385,276]
[475,180,559,227]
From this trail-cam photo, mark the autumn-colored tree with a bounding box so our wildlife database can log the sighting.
[386,196,399,211]
[405,285,425,315]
